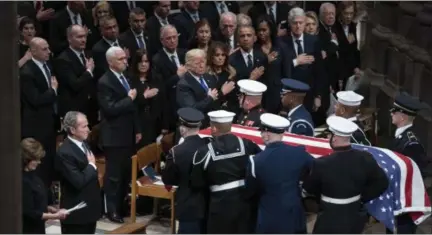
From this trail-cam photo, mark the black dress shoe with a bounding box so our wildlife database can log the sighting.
[107,212,124,223]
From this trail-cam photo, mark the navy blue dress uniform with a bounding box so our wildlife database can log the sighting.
[236,80,267,127]
[387,92,427,234]
[190,110,262,234]
[280,79,315,136]
[245,113,314,233]
[336,91,371,146]
[303,116,389,234]
[162,108,210,234]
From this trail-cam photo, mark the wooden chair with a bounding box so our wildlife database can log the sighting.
[129,141,177,234]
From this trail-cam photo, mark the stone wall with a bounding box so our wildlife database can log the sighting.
[361,1,432,154]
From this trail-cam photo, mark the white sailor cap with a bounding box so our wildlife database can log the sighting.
[259,113,290,134]
[336,91,364,106]
[208,110,236,123]
[326,116,358,137]
[237,79,267,96]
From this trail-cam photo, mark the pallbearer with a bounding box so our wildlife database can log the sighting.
[280,78,314,136]
[303,116,389,234]
[245,113,314,233]
[190,110,262,233]
[236,80,267,127]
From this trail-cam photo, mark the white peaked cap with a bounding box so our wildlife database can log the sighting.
[237,79,267,96]
[208,110,236,123]
[326,116,358,137]
[336,91,364,106]
[260,113,290,133]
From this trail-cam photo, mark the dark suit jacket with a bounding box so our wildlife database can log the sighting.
[146,15,175,56]
[119,29,151,60]
[54,48,95,118]
[49,8,93,56]
[334,21,360,80]
[200,1,240,32]
[97,70,140,147]
[213,30,237,50]
[318,22,341,89]
[109,1,151,33]
[176,72,218,128]
[55,138,101,224]
[229,48,269,83]
[173,10,206,49]
[92,38,125,79]
[248,2,291,29]
[20,59,57,141]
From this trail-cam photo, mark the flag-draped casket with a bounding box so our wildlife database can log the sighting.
[198,124,431,231]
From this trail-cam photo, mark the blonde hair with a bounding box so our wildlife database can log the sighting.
[185,49,206,67]
[92,1,114,25]
[305,11,319,24]
[21,138,45,167]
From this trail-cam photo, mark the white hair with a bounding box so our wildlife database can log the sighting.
[237,13,252,27]
[185,49,206,67]
[105,46,124,61]
[219,11,237,27]
[63,111,86,135]
[160,24,177,39]
[288,7,306,24]
[319,2,336,18]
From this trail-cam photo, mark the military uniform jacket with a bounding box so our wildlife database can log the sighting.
[389,125,427,175]
[348,116,371,146]
[190,134,262,209]
[303,146,389,233]
[246,142,314,233]
[236,105,264,127]
[162,135,210,220]
[287,104,314,137]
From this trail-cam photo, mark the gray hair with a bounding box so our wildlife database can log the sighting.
[319,2,336,18]
[219,11,237,27]
[185,49,206,67]
[160,24,178,39]
[288,7,306,24]
[63,111,85,134]
[105,46,123,61]
[236,13,252,27]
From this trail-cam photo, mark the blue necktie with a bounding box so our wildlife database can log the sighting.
[119,75,130,92]
[137,35,145,49]
[199,76,208,92]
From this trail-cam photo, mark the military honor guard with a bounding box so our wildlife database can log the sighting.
[190,110,262,234]
[303,116,389,234]
[388,92,427,234]
[334,90,371,146]
[280,78,315,137]
[245,113,314,233]
[162,108,210,234]
[236,80,267,127]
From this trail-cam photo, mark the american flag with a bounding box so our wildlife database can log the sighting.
[199,124,431,232]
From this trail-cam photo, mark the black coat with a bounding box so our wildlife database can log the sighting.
[22,170,48,234]
[334,21,360,82]
[119,29,151,61]
[146,15,175,56]
[248,2,291,29]
[55,138,101,224]
[173,9,206,49]
[92,38,126,79]
[97,70,140,147]
[200,1,240,32]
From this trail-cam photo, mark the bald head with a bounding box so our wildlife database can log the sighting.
[160,24,178,52]
[29,37,50,62]
[67,25,87,51]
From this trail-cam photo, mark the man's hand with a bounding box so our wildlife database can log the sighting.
[86,152,96,165]
[221,81,235,95]
[207,88,218,100]
[347,33,356,44]
[128,89,137,100]
[36,7,55,21]
[143,87,159,98]
[331,33,338,42]
[277,23,287,37]
[177,65,188,77]
[249,66,265,80]
[51,76,58,90]
[86,58,95,72]
[267,51,278,63]
[135,133,142,143]
[313,96,321,112]
[296,53,315,65]
[321,50,327,60]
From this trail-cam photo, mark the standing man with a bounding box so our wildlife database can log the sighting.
[162,107,210,234]
[236,79,267,127]
[20,37,59,197]
[246,113,314,233]
[388,92,427,234]
[119,7,150,60]
[280,78,314,137]
[334,90,371,146]
[97,46,141,223]
[190,110,262,233]
[55,111,101,233]
[303,116,389,233]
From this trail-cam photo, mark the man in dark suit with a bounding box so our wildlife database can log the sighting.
[146,1,174,56]
[55,111,101,233]
[97,46,141,223]
[173,1,203,48]
[20,37,59,197]
[54,25,98,127]
[283,7,328,126]
[49,1,93,56]
[92,16,125,80]
[119,7,150,61]
[200,1,239,32]
[109,1,151,33]
[248,1,292,35]
[176,49,219,128]
[213,12,237,52]
[152,25,187,131]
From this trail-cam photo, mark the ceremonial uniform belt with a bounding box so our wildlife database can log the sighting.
[210,179,245,192]
[321,194,361,204]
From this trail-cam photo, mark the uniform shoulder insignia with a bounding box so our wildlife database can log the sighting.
[407,131,418,142]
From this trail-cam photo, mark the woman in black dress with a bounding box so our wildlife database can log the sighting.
[206,41,237,114]
[255,15,291,114]
[18,17,36,68]
[129,49,169,149]
[22,138,68,234]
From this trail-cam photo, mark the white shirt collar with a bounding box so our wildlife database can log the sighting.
[288,104,302,117]
[292,33,304,42]
[395,123,413,138]
[163,47,178,58]
[66,5,81,24]
[155,12,168,25]
[69,46,84,59]
[110,68,123,79]
[31,57,45,68]
[103,37,119,47]
[131,29,144,38]
[240,48,253,62]
[68,136,85,153]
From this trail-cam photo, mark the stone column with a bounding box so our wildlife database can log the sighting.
[0,2,21,233]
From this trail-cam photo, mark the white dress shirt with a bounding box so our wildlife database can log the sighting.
[216,1,228,15]
[163,48,181,68]
[240,48,254,67]
[31,58,57,94]
[110,69,129,89]
[69,47,93,77]
[395,124,413,138]
[265,2,277,22]
[292,33,305,67]
[68,136,97,170]
[66,5,82,25]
